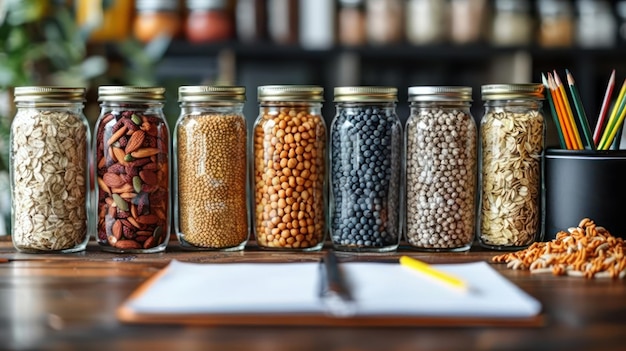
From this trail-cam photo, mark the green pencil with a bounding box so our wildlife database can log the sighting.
[566,70,595,150]
[542,73,566,149]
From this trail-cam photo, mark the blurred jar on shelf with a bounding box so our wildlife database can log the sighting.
[185,0,234,43]
[366,0,403,45]
[618,1,626,44]
[267,0,298,44]
[133,0,182,43]
[449,0,487,45]
[236,0,266,42]
[337,0,366,46]
[537,0,574,47]
[299,0,335,49]
[491,0,533,46]
[406,0,448,45]
[76,0,133,42]
[576,0,616,48]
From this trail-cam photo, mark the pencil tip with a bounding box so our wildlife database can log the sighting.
[567,71,574,85]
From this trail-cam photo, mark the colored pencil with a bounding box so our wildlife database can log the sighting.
[566,70,595,150]
[554,70,583,149]
[599,78,626,150]
[542,73,566,149]
[602,101,626,150]
[593,69,615,146]
[548,73,575,149]
[399,256,468,293]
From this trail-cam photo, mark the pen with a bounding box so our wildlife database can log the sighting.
[319,250,356,317]
[399,256,469,293]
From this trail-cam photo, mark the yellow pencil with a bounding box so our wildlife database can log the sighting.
[548,73,575,149]
[399,256,468,293]
[602,100,626,149]
[600,78,626,150]
[554,71,583,149]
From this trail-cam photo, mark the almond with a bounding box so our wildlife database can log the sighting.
[112,147,127,165]
[131,147,160,159]
[139,170,158,185]
[114,240,142,250]
[143,236,156,249]
[125,130,145,154]
[112,220,123,240]
[97,177,111,194]
[136,214,160,224]
[103,173,126,188]
[107,125,128,146]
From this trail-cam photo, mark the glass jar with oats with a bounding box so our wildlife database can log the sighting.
[174,86,248,250]
[253,86,326,251]
[10,87,90,253]
[94,87,170,253]
[478,84,545,250]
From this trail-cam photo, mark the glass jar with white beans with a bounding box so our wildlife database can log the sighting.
[404,86,477,252]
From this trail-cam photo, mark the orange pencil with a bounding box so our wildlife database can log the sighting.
[548,73,575,149]
[554,70,584,149]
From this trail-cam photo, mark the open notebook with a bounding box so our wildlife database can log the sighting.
[117,260,542,327]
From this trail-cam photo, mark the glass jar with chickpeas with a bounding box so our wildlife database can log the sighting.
[253,85,327,251]
[174,86,249,251]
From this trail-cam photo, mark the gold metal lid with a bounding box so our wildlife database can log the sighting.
[178,86,246,102]
[334,86,397,102]
[98,86,166,102]
[481,84,544,100]
[257,85,324,102]
[13,86,86,102]
[408,86,472,102]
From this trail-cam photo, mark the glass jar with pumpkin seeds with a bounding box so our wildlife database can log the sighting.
[10,87,90,253]
[174,86,249,250]
[478,84,545,250]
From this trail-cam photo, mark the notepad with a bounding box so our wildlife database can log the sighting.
[117,260,542,327]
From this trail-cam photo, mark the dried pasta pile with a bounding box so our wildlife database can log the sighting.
[492,218,626,279]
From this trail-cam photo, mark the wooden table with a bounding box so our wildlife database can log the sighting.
[1,237,625,351]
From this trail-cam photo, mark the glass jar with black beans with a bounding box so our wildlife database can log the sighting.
[405,86,477,251]
[329,87,402,252]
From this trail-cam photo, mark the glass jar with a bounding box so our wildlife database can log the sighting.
[236,0,266,43]
[174,86,248,250]
[133,0,181,43]
[450,0,487,45]
[618,1,626,44]
[366,0,403,45]
[253,86,326,251]
[491,0,533,46]
[405,87,477,252]
[267,0,298,45]
[576,0,616,48]
[10,87,90,253]
[94,87,170,253]
[76,0,133,42]
[406,0,448,45]
[479,84,545,250]
[330,87,402,252]
[299,0,335,49]
[537,0,574,47]
[185,0,234,43]
[338,0,366,46]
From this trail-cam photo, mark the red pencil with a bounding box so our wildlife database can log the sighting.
[593,69,616,146]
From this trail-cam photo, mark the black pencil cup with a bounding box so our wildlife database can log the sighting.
[544,149,626,240]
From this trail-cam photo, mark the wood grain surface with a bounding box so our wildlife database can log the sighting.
[0,237,625,351]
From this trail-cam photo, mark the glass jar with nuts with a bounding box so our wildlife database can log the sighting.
[253,85,327,251]
[478,84,545,250]
[405,86,477,252]
[94,86,170,253]
[174,86,249,250]
[10,87,90,253]
[330,87,402,252]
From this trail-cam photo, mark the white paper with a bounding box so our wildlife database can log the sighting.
[126,260,541,318]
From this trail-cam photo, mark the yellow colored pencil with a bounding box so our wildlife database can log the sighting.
[399,256,468,293]
[554,71,583,149]
[548,73,575,149]
[599,78,626,150]
[602,102,626,148]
